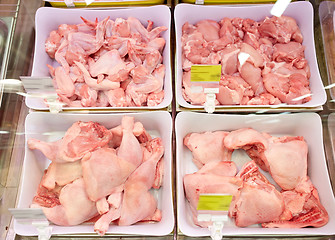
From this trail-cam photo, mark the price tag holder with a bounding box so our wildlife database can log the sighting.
[19,76,63,113]
[190,65,221,113]
[9,208,52,240]
[196,194,232,240]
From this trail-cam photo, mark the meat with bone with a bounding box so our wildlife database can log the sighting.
[184,161,242,228]
[45,17,167,107]
[181,15,311,105]
[28,121,112,163]
[183,128,329,229]
[184,130,232,168]
[29,116,164,235]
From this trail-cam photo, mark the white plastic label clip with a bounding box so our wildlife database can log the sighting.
[9,208,53,240]
[204,88,219,114]
[197,214,228,240]
[270,0,292,17]
[64,0,75,7]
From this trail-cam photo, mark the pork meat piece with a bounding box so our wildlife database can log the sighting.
[196,20,220,42]
[239,62,265,96]
[229,161,285,227]
[258,16,303,44]
[273,42,305,63]
[28,121,112,163]
[216,75,253,105]
[263,72,311,104]
[217,45,240,75]
[118,138,164,226]
[184,131,233,168]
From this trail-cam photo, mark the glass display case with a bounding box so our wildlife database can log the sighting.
[0,0,334,239]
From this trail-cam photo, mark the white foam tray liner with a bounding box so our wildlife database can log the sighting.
[15,111,173,236]
[176,112,335,236]
[174,2,327,110]
[28,6,172,110]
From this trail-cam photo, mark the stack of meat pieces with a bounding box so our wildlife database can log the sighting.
[45,16,167,107]
[183,128,329,228]
[28,116,164,236]
[181,16,312,105]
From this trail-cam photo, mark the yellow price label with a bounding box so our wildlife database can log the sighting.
[197,194,233,211]
[190,65,221,82]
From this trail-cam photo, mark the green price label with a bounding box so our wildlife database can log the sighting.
[190,65,221,82]
[197,194,233,211]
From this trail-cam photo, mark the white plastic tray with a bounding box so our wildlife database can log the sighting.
[28,6,171,110]
[15,111,173,236]
[176,112,335,236]
[174,2,326,110]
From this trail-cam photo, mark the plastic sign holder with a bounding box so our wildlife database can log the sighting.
[196,194,232,240]
[271,0,292,17]
[190,65,221,113]
[20,76,63,113]
[9,208,52,240]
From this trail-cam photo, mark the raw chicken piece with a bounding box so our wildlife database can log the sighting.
[184,131,232,168]
[249,135,308,190]
[88,49,135,78]
[184,161,242,227]
[94,201,122,236]
[126,64,165,106]
[263,178,329,228]
[35,178,98,226]
[45,30,62,58]
[104,88,128,107]
[128,17,168,43]
[81,147,137,202]
[75,61,121,91]
[225,128,308,190]
[112,18,131,37]
[28,121,112,163]
[79,84,98,107]
[54,66,76,98]
[41,161,82,190]
[32,175,62,208]
[118,138,164,226]
[117,116,143,167]
[147,90,164,106]
[67,17,108,56]
[229,161,285,227]
[224,128,269,151]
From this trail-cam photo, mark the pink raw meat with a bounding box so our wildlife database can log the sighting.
[184,131,232,168]
[28,121,112,163]
[229,161,285,227]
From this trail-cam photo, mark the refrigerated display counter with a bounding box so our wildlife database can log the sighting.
[0,0,334,239]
